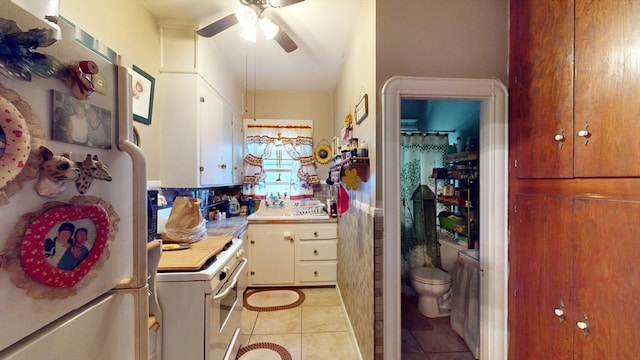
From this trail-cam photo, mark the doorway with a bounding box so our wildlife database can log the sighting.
[382,77,508,360]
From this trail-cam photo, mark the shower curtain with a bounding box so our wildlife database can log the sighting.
[400,133,449,276]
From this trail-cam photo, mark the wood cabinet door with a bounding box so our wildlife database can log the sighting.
[574,1,640,177]
[573,199,640,358]
[510,0,574,179]
[509,194,573,359]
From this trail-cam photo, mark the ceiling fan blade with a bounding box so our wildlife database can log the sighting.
[268,0,304,8]
[197,13,238,37]
[274,28,298,53]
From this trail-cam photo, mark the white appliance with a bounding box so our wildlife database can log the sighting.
[156,238,247,360]
[0,3,148,359]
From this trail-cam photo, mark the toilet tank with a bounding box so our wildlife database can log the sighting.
[438,237,467,273]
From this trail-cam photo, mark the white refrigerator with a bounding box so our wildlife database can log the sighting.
[0,2,149,359]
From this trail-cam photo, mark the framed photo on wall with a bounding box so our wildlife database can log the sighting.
[131,65,155,125]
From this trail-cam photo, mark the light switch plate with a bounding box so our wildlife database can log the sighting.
[92,74,108,95]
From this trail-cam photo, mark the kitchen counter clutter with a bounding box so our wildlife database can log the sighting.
[205,216,248,238]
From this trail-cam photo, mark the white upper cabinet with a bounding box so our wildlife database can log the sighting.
[157,26,242,187]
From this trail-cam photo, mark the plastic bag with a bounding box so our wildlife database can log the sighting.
[161,196,207,243]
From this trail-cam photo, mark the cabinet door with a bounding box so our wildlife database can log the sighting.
[574,1,640,177]
[199,80,231,185]
[509,194,573,359]
[573,199,640,358]
[232,110,244,184]
[248,228,295,285]
[510,0,575,179]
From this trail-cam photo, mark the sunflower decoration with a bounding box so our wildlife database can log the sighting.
[341,168,361,190]
[344,112,353,130]
[314,141,332,164]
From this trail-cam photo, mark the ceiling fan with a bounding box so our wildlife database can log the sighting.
[196,0,304,53]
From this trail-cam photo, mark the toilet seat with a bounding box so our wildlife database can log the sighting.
[410,267,452,285]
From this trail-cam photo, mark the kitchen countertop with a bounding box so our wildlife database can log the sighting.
[205,216,248,238]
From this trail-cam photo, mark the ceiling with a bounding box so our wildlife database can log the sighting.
[139,0,362,92]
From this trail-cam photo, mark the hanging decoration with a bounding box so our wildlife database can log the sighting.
[314,139,332,164]
[1,196,120,299]
[0,83,46,206]
[0,17,67,81]
[341,168,361,190]
[342,112,353,141]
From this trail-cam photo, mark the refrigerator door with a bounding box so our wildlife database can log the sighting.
[0,289,147,359]
[0,3,145,355]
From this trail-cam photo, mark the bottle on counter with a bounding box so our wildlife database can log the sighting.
[247,198,253,215]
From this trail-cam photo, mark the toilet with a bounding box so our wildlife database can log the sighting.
[409,237,467,318]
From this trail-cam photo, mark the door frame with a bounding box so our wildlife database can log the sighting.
[381,76,508,359]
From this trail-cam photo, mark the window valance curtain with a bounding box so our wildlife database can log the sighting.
[243,121,319,199]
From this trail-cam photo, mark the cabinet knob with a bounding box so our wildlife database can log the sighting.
[314,270,318,277]
[577,122,590,145]
[313,249,318,255]
[219,164,227,169]
[554,134,565,141]
[314,231,318,237]
[554,299,565,323]
[577,312,589,337]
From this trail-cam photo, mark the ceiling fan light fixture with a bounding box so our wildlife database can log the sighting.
[259,17,279,40]
[236,5,257,26]
[240,24,257,42]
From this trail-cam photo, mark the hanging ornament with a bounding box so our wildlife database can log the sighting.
[341,168,361,190]
[314,139,332,164]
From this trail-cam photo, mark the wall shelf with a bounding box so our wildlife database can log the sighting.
[330,157,370,183]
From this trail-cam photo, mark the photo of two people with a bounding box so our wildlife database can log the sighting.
[44,220,97,270]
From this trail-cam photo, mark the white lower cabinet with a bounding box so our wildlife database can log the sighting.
[247,222,337,286]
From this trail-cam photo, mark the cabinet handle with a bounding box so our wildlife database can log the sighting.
[313,249,318,255]
[576,312,589,337]
[219,164,227,169]
[554,128,565,148]
[577,122,590,145]
[554,300,565,323]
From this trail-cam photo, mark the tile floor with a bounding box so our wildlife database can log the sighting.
[401,292,475,360]
[239,287,359,360]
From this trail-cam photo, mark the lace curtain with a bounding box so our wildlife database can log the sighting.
[243,120,319,199]
[400,133,449,276]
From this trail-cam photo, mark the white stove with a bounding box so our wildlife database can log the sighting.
[156,237,246,360]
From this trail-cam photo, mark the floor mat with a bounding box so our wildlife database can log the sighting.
[243,288,305,311]
[236,342,292,360]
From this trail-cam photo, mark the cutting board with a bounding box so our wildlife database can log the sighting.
[158,235,232,271]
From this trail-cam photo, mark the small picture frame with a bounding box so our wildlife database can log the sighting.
[131,65,155,125]
[51,90,112,149]
[355,94,368,124]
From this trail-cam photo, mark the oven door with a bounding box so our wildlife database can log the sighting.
[206,257,247,360]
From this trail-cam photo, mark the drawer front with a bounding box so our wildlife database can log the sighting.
[298,241,337,260]
[296,225,337,240]
[298,262,337,283]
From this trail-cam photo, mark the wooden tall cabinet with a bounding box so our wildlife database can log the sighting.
[509,1,640,358]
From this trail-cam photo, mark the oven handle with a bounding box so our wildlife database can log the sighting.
[213,257,247,301]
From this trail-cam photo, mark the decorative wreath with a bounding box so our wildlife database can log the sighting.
[2,196,120,299]
[314,141,332,164]
[0,83,46,206]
